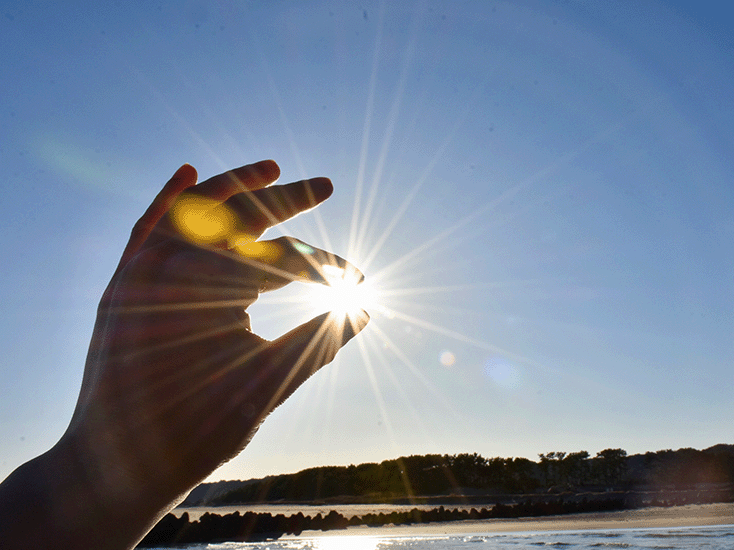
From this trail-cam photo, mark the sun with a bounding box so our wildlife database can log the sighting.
[305,263,380,320]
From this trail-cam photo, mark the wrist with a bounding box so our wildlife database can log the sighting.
[53,425,174,549]
[0,431,171,550]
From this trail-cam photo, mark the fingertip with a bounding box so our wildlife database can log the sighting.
[163,163,197,195]
[309,177,334,203]
[330,309,370,344]
[298,309,370,343]
[174,163,198,182]
[352,309,371,333]
[255,159,281,182]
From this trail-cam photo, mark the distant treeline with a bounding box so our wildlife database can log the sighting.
[139,496,636,546]
[185,444,734,506]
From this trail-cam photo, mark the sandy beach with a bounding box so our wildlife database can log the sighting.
[175,502,734,537]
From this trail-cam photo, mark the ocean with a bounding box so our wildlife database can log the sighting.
[147,524,734,549]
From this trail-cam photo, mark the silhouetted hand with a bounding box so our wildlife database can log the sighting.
[0,160,368,550]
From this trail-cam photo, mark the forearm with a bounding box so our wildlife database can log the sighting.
[0,436,169,550]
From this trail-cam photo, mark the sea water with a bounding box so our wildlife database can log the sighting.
[150,524,734,549]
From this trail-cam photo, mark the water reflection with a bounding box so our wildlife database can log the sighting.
[314,535,381,550]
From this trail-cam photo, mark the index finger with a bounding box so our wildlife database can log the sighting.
[189,159,281,201]
[225,177,334,237]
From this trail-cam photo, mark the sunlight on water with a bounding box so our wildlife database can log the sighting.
[186,524,734,549]
[313,535,380,550]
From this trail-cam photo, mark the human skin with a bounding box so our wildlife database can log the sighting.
[0,160,369,549]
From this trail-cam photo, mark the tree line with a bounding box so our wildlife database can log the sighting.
[184,444,734,506]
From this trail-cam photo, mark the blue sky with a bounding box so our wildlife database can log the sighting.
[1,0,732,483]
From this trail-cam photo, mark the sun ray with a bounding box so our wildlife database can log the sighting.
[109,314,251,360]
[243,21,333,250]
[130,298,344,430]
[377,280,542,298]
[369,181,528,287]
[363,110,632,290]
[380,307,532,367]
[141,328,271,418]
[291,346,344,449]
[355,337,397,443]
[354,6,420,252]
[366,322,462,422]
[354,331,464,503]
[359,61,500,271]
[361,103,479,271]
[313,345,350,452]
[381,298,484,322]
[357,330,443,449]
[122,60,230,173]
[260,312,362,417]
[348,0,386,261]
[263,67,335,250]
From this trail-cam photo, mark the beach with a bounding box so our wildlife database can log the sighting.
[174,502,734,537]
[338,503,734,536]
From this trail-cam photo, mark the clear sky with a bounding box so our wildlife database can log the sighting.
[1,1,732,483]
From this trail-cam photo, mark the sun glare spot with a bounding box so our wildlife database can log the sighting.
[170,195,236,243]
[485,356,522,389]
[315,535,380,550]
[322,264,348,279]
[231,238,282,262]
[293,241,316,255]
[306,264,378,319]
[439,350,456,367]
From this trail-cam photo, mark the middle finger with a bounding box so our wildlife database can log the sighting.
[225,177,333,237]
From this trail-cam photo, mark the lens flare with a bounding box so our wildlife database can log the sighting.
[231,237,283,262]
[170,195,237,244]
[485,355,522,389]
[439,350,456,367]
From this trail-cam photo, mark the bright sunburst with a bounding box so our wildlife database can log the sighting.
[181,6,550,486]
[305,264,380,320]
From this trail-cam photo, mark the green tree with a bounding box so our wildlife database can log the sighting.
[594,448,628,487]
[447,453,488,488]
[539,452,566,486]
[562,451,590,487]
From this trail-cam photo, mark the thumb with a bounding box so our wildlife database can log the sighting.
[260,310,370,413]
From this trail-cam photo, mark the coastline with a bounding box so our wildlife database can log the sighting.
[332,503,734,536]
[176,502,734,537]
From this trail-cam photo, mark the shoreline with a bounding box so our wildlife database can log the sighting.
[330,503,734,536]
[176,502,734,537]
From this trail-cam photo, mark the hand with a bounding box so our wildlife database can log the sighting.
[56,160,367,546]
